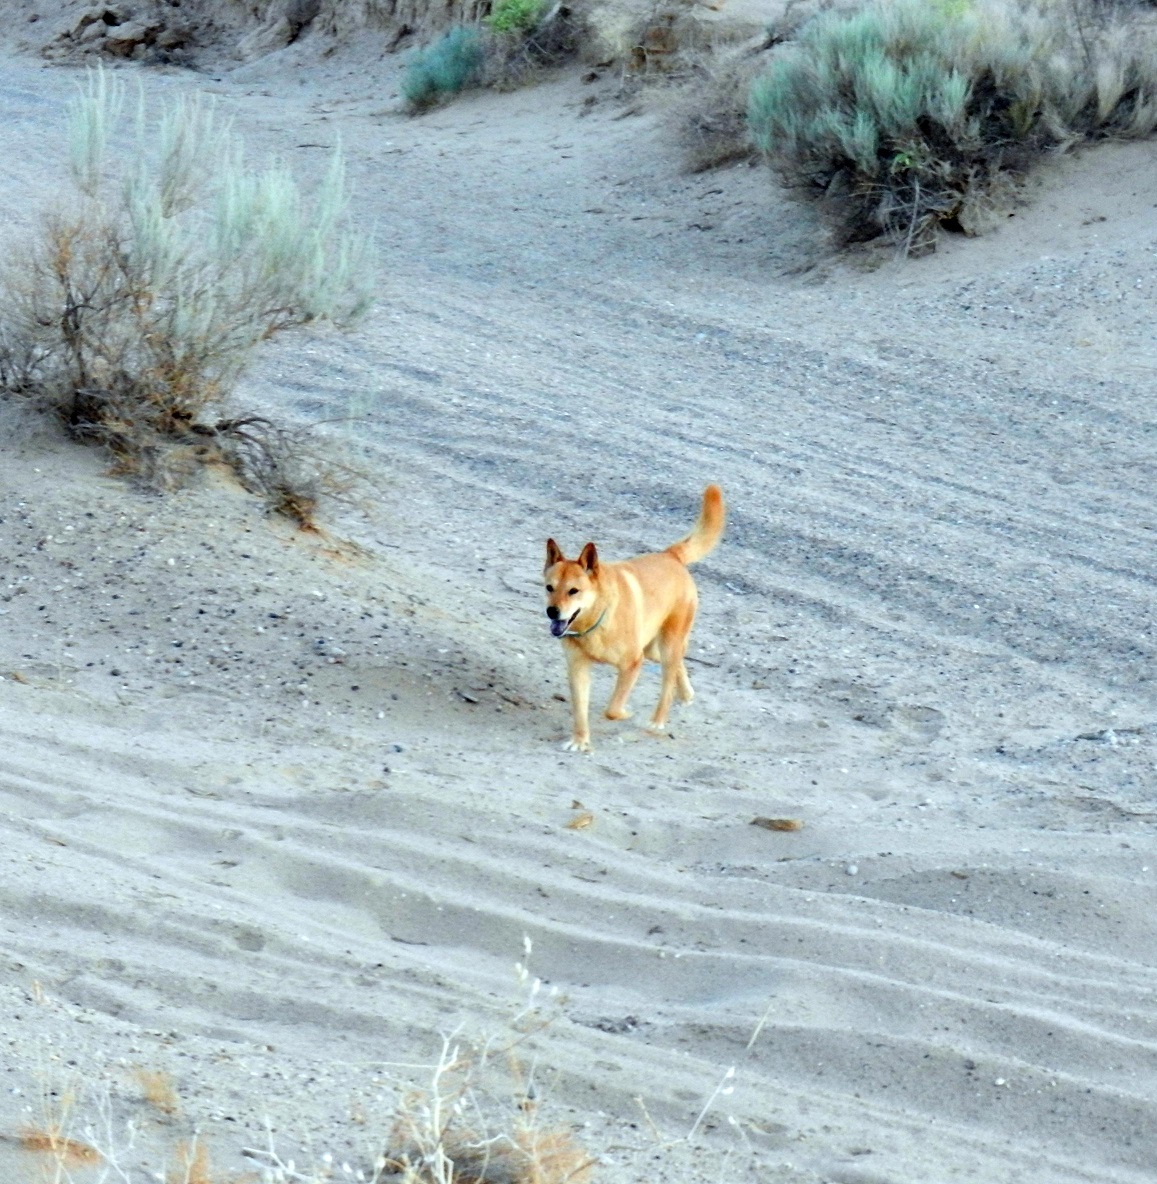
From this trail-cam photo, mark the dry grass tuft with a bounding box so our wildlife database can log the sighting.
[134,1067,181,1118]
[168,1138,217,1184]
[388,1131,593,1183]
[20,1082,104,1174]
[371,943,589,1184]
[379,1031,595,1184]
[509,1126,595,1184]
[19,1125,102,1166]
[384,1114,594,1184]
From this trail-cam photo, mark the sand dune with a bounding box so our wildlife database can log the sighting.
[1,35,1156,1184]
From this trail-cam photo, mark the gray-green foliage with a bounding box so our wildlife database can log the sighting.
[0,69,371,474]
[748,0,1157,250]
[401,26,485,111]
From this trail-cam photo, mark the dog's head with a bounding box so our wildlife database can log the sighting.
[543,539,599,638]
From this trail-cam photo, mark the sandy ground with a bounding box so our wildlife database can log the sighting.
[1,24,1157,1184]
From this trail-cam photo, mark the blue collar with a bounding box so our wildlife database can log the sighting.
[562,608,607,638]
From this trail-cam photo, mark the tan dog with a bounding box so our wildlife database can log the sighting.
[544,485,725,752]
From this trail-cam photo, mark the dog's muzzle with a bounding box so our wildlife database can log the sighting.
[547,607,579,638]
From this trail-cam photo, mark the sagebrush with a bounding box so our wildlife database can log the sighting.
[0,69,370,512]
[401,26,486,110]
[747,0,1157,251]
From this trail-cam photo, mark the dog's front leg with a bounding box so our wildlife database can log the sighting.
[563,647,593,752]
[605,655,642,721]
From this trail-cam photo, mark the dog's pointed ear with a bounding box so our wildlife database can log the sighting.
[545,538,563,571]
[578,542,599,575]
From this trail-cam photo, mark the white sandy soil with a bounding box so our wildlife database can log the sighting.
[1,22,1156,1184]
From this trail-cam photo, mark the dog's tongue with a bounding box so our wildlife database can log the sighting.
[549,619,568,638]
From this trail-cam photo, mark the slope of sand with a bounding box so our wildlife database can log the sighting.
[1,32,1157,1184]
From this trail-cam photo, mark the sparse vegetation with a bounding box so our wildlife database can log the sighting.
[402,4,578,112]
[747,0,1157,251]
[668,45,767,173]
[486,0,548,36]
[133,1067,181,1118]
[0,68,371,516]
[370,1032,595,1184]
[19,943,592,1184]
[401,26,486,110]
[26,1041,592,1182]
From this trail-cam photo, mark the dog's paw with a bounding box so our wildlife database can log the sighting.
[563,738,592,753]
[604,708,632,721]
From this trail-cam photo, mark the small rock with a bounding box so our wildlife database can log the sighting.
[285,0,321,36]
[751,817,804,832]
[845,864,859,876]
[74,6,124,34]
[104,20,159,56]
[155,24,191,50]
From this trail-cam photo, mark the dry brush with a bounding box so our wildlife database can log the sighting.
[0,68,372,519]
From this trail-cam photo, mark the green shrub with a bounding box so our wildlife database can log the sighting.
[401,26,485,111]
[487,0,548,35]
[748,0,1157,251]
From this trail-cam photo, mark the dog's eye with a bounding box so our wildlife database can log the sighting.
[545,584,554,593]
[567,588,578,596]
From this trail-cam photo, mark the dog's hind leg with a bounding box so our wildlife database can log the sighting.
[605,655,643,721]
[677,661,694,703]
[649,610,694,731]
[677,596,697,702]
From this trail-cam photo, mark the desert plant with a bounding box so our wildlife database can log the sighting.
[0,70,370,510]
[486,0,548,35]
[402,26,486,110]
[748,0,1157,251]
[402,5,578,111]
[19,983,604,1184]
[487,2,579,89]
[372,1030,594,1184]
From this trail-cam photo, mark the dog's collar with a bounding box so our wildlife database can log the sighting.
[561,608,607,639]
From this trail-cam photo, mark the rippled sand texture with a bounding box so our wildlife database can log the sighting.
[1,39,1156,1184]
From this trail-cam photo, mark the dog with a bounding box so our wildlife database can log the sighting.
[543,485,725,752]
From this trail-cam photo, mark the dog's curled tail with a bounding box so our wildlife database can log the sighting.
[667,484,725,566]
